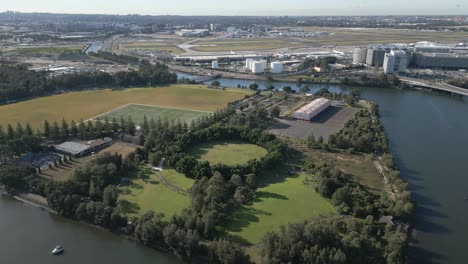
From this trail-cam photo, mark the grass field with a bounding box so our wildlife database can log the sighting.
[119,42,185,54]
[118,167,194,219]
[7,46,84,55]
[0,85,251,129]
[220,171,336,245]
[40,142,136,182]
[188,140,268,166]
[96,104,211,125]
[190,38,316,52]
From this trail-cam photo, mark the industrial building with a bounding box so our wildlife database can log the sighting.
[353,47,368,64]
[414,52,468,69]
[292,98,331,121]
[270,62,284,74]
[246,59,268,74]
[211,61,219,69]
[383,50,409,74]
[55,138,112,157]
[366,48,386,67]
[175,54,264,63]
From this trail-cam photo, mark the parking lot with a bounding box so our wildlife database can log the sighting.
[21,152,63,169]
[268,106,359,140]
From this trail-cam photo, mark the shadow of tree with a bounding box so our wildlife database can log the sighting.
[117,199,141,215]
[255,191,288,201]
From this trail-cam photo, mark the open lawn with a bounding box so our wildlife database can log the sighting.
[304,148,385,195]
[220,171,336,245]
[40,142,136,182]
[119,42,185,54]
[190,38,317,52]
[188,140,268,166]
[96,104,211,125]
[0,85,251,129]
[7,46,84,54]
[118,167,194,219]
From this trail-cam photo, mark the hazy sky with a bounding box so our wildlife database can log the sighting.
[0,0,466,16]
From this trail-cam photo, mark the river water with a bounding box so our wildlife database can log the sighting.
[1,75,467,263]
[0,197,180,264]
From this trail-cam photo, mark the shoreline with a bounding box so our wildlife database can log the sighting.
[10,192,57,214]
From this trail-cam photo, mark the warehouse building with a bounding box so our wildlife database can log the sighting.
[414,52,468,69]
[292,98,331,121]
[383,50,409,74]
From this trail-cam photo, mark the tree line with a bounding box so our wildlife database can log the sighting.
[0,63,177,104]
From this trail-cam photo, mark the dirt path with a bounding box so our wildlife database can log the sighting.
[149,159,189,196]
[373,160,397,200]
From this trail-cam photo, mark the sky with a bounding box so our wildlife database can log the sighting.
[0,0,466,16]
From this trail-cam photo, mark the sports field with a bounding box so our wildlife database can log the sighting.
[0,85,251,129]
[118,167,194,219]
[220,171,336,245]
[96,104,211,125]
[188,140,268,166]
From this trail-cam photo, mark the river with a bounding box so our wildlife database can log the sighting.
[1,75,467,263]
[0,197,180,264]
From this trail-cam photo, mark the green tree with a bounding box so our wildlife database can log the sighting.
[15,123,24,138]
[270,106,280,118]
[25,123,34,136]
[70,120,78,136]
[249,83,259,90]
[43,120,51,138]
[282,86,292,93]
[50,121,60,141]
[300,85,311,93]
[60,118,69,140]
[211,80,221,86]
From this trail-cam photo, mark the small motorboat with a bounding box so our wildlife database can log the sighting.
[51,245,64,255]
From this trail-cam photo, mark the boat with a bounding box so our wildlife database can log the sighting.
[51,245,64,255]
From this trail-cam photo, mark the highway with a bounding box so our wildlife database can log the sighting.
[400,77,468,97]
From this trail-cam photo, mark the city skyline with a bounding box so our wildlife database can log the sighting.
[0,0,467,16]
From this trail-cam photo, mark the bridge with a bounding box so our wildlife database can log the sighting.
[191,74,223,84]
[400,77,468,97]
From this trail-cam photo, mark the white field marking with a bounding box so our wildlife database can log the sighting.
[87,103,212,122]
[85,103,132,122]
[129,103,213,113]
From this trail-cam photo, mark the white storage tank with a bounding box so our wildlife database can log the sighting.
[270,62,283,74]
[245,59,253,70]
[252,61,265,74]
[212,61,219,69]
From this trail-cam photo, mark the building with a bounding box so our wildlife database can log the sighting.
[383,50,409,74]
[251,61,265,74]
[212,61,219,69]
[270,62,283,74]
[55,138,112,157]
[292,98,331,121]
[366,48,386,67]
[353,47,368,64]
[414,52,468,69]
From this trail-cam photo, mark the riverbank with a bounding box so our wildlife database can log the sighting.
[11,192,56,214]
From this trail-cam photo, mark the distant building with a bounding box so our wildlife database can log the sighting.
[414,52,468,69]
[292,98,331,121]
[212,61,219,69]
[366,48,386,67]
[353,47,368,64]
[383,50,409,74]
